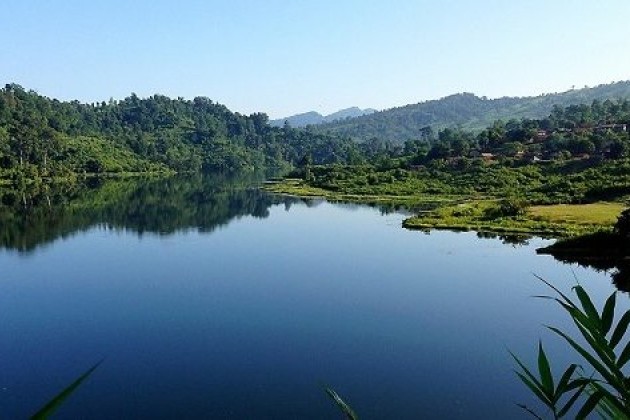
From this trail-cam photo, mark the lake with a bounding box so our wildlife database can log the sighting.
[0,175,622,419]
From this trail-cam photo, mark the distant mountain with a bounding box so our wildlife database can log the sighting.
[325,107,377,122]
[270,111,324,127]
[270,107,376,128]
[313,81,630,142]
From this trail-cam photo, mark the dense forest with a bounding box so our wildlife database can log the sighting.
[3,82,630,189]
[290,99,630,206]
[311,98,630,168]
[313,81,630,142]
[0,84,364,181]
[413,98,630,163]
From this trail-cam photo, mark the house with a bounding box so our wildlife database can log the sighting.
[409,164,426,171]
[480,153,495,161]
[595,124,628,133]
[534,130,549,141]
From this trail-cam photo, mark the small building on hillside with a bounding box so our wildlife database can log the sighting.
[595,124,627,133]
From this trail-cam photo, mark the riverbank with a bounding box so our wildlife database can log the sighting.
[263,178,467,207]
[264,179,625,238]
[403,201,622,238]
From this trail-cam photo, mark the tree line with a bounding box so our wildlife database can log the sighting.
[332,99,630,168]
[314,81,630,142]
[0,84,364,180]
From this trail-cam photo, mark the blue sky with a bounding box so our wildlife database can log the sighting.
[4,0,630,118]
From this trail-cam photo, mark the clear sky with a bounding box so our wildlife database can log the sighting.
[4,0,630,118]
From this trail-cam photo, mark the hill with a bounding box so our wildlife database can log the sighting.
[0,84,364,180]
[314,81,630,142]
[270,107,376,128]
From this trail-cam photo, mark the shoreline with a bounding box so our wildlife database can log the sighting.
[263,179,621,238]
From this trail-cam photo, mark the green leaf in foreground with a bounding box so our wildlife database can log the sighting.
[324,387,358,420]
[31,359,103,420]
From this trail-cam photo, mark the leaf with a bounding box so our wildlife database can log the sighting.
[557,383,588,417]
[595,390,630,420]
[31,359,103,420]
[537,342,554,395]
[601,292,616,336]
[555,364,578,398]
[617,340,630,368]
[573,285,601,329]
[610,310,630,349]
[324,387,358,420]
[588,382,629,417]
[575,390,602,419]
[515,372,552,407]
[571,319,619,375]
[546,326,622,390]
[516,403,544,420]
[534,275,576,308]
[509,351,547,397]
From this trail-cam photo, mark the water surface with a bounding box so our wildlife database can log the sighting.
[0,176,621,418]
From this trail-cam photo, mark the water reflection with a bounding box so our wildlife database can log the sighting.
[476,231,532,246]
[0,173,299,253]
[537,234,630,292]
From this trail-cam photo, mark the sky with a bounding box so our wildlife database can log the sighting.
[3,0,630,119]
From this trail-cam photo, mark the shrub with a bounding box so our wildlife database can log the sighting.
[614,208,630,238]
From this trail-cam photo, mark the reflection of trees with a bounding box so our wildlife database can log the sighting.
[0,173,297,253]
[612,262,630,293]
[537,232,630,293]
[476,231,531,246]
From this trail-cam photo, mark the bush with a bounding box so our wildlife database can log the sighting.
[614,208,630,238]
[485,197,528,219]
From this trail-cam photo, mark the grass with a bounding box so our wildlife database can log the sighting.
[529,203,625,226]
[403,201,619,238]
[513,278,630,419]
[264,179,627,238]
[263,179,465,207]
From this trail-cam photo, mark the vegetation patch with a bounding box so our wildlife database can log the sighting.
[401,200,613,238]
[529,202,625,226]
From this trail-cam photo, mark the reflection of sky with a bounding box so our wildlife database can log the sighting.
[0,201,619,419]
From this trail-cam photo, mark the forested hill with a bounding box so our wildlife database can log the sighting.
[0,84,362,179]
[314,81,630,143]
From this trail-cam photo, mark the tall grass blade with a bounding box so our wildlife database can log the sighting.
[30,359,103,420]
[601,292,616,336]
[324,387,358,420]
[554,364,578,398]
[589,382,629,417]
[533,275,575,307]
[616,340,630,368]
[546,326,621,389]
[514,372,552,406]
[575,390,602,419]
[510,351,545,390]
[573,286,601,328]
[610,310,630,348]
[537,342,554,394]
[556,382,588,417]
[515,403,544,419]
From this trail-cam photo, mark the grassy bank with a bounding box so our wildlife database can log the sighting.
[265,179,626,238]
[263,179,466,207]
[403,201,623,238]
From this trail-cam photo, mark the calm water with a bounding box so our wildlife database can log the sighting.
[0,176,623,419]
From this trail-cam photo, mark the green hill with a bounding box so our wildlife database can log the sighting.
[0,83,363,180]
[314,81,630,142]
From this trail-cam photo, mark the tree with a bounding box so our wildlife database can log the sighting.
[614,208,630,238]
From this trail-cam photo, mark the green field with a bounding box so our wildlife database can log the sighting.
[265,179,627,238]
[528,202,625,226]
